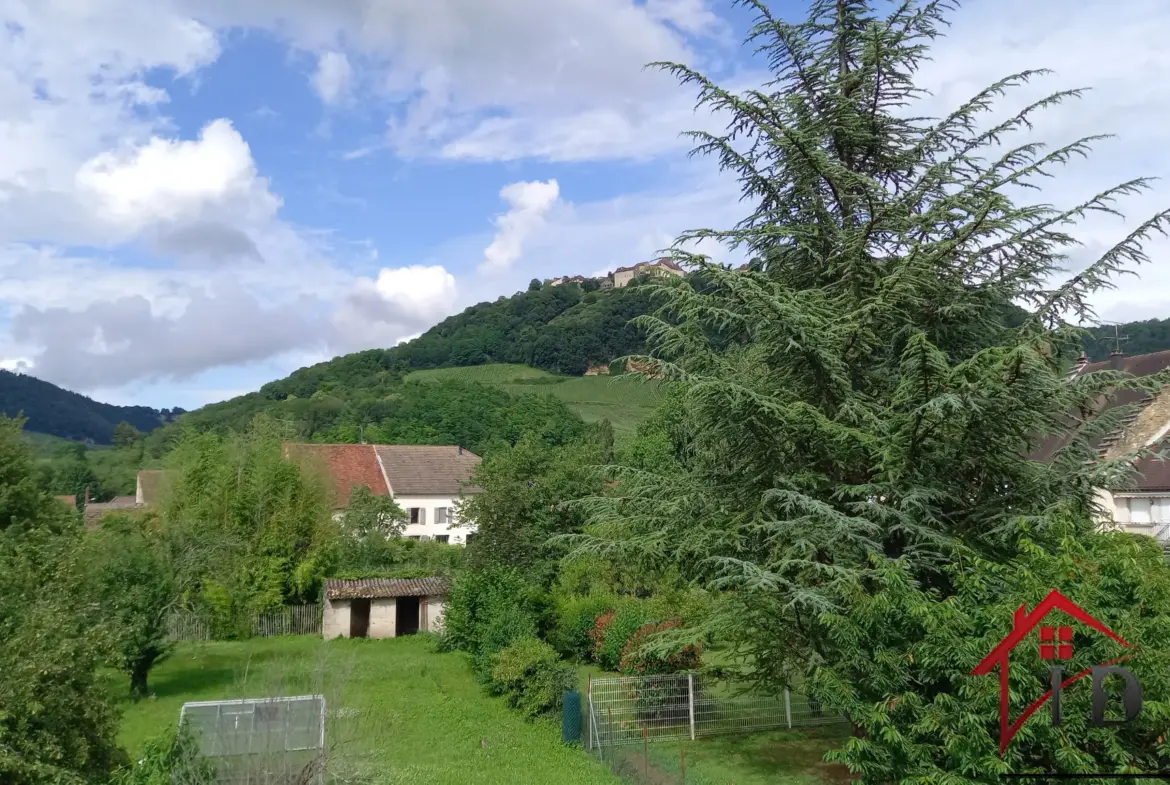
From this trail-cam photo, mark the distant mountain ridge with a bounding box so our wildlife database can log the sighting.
[0,369,182,444]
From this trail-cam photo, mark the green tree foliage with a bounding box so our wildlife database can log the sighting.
[39,440,103,500]
[0,416,125,783]
[160,284,656,444]
[162,414,335,633]
[341,485,406,540]
[112,724,216,785]
[488,637,577,718]
[0,368,176,443]
[458,434,606,582]
[439,568,549,680]
[167,377,585,458]
[821,527,1170,780]
[571,0,1170,778]
[112,421,141,448]
[83,515,177,699]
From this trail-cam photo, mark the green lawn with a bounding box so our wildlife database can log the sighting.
[632,728,852,785]
[106,635,617,785]
[405,364,661,433]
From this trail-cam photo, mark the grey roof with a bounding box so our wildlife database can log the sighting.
[83,496,144,529]
[325,577,451,600]
[373,445,482,496]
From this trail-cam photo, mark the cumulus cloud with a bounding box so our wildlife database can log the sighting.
[330,265,459,352]
[312,51,353,105]
[75,119,279,238]
[480,180,560,275]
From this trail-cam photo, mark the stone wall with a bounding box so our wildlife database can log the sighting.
[369,598,397,639]
[323,597,350,640]
[426,596,447,633]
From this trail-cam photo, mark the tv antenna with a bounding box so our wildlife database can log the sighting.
[1109,323,1130,354]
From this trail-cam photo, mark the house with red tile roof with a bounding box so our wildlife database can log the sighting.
[1032,349,1170,541]
[281,442,482,544]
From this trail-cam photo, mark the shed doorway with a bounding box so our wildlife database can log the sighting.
[396,596,420,636]
[350,599,370,638]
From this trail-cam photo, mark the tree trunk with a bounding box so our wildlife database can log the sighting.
[130,656,153,699]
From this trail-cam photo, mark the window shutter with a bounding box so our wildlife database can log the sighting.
[420,508,427,525]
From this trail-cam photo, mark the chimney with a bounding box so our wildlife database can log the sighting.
[1109,350,1127,372]
[458,446,463,455]
[84,486,90,509]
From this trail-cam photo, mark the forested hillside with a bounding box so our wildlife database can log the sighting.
[164,280,657,439]
[0,369,182,443]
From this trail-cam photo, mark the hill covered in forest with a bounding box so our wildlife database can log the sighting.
[10,273,1169,449]
[167,280,658,438]
[0,369,182,444]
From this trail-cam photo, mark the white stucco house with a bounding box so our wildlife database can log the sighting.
[323,577,449,640]
[281,442,482,544]
[1033,349,1170,541]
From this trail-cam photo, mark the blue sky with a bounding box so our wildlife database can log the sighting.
[0,0,1166,411]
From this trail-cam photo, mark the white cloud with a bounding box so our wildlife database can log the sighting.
[9,284,326,389]
[480,180,560,275]
[330,264,459,353]
[312,51,353,105]
[175,0,730,163]
[75,119,279,239]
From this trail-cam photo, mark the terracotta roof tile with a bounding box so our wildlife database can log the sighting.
[282,443,390,507]
[373,445,482,496]
[325,577,451,599]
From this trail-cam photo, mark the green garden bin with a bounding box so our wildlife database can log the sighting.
[562,690,582,744]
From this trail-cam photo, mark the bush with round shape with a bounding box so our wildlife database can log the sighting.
[551,593,616,660]
[489,636,577,719]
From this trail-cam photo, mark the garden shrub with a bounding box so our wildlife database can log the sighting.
[618,619,702,675]
[550,593,616,660]
[488,636,577,718]
[439,567,541,680]
[592,600,659,671]
[589,610,616,664]
[113,724,217,785]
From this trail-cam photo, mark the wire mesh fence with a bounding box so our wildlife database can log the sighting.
[587,672,842,750]
[167,604,323,642]
[585,672,847,782]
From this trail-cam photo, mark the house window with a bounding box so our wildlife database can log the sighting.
[409,508,426,525]
[435,535,449,544]
[407,535,420,541]
[436,507,452,525]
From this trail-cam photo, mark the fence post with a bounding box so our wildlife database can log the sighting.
[687,673,696,741]
[784,685,792,729]
[586,676,593,751]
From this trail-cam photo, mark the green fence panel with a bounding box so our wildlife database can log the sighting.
[562,690,582,744]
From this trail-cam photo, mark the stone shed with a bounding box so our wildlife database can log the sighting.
[323,577,450,640]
